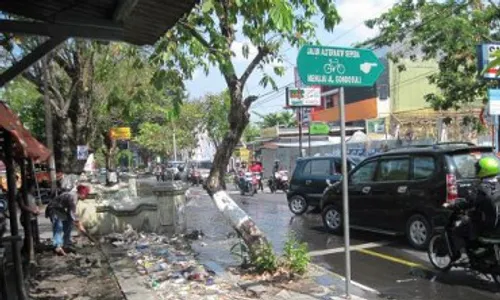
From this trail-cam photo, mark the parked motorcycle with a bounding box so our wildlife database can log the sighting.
[189,170,202,186]
[239,172,257,196]
[427,199,500,284]
[268,170,289,193]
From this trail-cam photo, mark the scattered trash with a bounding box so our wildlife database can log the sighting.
[185,229,204,240]
[102,228,245,299]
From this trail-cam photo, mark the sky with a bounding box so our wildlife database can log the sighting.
[184,0,399,122]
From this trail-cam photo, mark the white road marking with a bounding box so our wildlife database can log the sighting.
[312,264,380,296]
[308,241,391,257]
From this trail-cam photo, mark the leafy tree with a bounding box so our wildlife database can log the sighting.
[360,0,500,110]
[2,37,182,174]
[134,102,204,159]
[152,0,340,256]
[201,91,230,147]
[1,77,45,140]
[256,111,297,128]
[243,123,260,143]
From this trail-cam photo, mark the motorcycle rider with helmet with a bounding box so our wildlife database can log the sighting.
[448,156,500,260]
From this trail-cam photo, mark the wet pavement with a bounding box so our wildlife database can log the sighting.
[185,185,500,300]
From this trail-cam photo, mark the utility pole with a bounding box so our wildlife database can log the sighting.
[42,56,57,195]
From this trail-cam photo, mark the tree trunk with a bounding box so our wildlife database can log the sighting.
[204,84,269,257]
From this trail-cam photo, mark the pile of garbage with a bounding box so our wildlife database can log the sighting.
[103,226,249,299]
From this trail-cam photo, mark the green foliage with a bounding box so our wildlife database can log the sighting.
[231,233,310,275]
[256,111,297,128]
[153,0,340,85]
[1,77,45,140]
[201,91,230,146]
[243,123,260,143]
[361,0,500,110]
[116,149,133,166]
[282,234,310,275]
[133,101,204,156]
[252,243,279,274]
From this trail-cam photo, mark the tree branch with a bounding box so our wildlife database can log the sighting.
[178,21,216,54]
[240,46,269,87]
[52,53,76,79]
[243,95,258,109]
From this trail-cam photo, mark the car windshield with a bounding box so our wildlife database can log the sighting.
[450,150,500,179]
[198,161,213,169]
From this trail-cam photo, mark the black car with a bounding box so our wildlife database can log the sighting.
[287,156,358,215]
[320,143,498,250]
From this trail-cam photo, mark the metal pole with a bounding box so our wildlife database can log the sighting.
[496,116,500,154]
[20,159,33,264]
[308,115,311,156]
[30,159,41,246]
[3,131,27,300]
[339,87,351,297]
[298,108,303,157]
[42,56,57,195]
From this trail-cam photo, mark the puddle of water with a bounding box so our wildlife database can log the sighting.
[314,274,336,287]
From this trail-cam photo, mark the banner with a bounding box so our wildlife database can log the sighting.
[286,87,321,107]
[110,127,131,140]
[77,145,89,161]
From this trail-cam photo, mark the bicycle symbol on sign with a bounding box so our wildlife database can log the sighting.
[323,59,346,75]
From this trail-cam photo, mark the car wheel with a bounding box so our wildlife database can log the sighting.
[406,214,432,250]
[288,195,308,215]
[322,205,343,234]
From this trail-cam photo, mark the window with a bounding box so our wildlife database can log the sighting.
[413,156,436,180]
[376,159,410,181]
[303,159,331,176]
[350,161,377,184]
[450,152,500,179]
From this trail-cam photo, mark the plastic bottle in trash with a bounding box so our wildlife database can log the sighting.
[151,280,159,289]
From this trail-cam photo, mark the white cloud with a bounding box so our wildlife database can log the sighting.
[331,0,399,45]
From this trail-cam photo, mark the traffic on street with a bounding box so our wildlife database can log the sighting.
[210,186,500,300]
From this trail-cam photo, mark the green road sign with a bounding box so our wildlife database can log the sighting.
[296,45,384,87]
[309,122,330,135]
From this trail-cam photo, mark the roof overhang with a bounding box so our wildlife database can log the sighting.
[0,0,198,86]
[0,101,51,162]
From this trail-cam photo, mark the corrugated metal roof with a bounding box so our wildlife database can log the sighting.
[0,0,198,45]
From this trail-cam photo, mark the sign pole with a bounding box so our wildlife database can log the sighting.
[339,87,351,297]
[308,119,311,156]
[298,107,303,157]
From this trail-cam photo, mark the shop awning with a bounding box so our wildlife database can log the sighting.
[0,101,51,162]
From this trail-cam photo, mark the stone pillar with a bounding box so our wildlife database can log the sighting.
[153,181,188,235]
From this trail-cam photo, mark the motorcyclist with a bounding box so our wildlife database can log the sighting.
[249,160,263,191]
[449,156,500,259]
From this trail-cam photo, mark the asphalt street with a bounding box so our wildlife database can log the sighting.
[187,185,500,300]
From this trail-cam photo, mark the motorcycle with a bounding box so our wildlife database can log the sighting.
[189,169,202,186]
[427,199,500,285]
[268,170,289,193]
[239,172,258,196]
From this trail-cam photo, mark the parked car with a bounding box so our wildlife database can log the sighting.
[287,156,359,215]
[320,142,498,250]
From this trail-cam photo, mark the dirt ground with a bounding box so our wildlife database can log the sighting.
[29,238,124,300]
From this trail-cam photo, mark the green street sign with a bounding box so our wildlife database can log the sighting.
[309,122,330,135]
[296,45,384,87]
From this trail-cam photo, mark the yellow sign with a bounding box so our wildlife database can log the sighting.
[260,126,279,139]
[110,127,131,140]
[240,148,250,162]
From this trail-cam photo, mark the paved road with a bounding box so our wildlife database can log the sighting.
[187,185,500,300]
